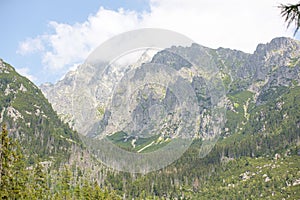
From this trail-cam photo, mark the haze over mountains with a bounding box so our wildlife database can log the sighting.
[1,37,300,199]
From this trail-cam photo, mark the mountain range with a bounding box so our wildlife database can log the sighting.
[1,37,299,199]
[41,37,300,146]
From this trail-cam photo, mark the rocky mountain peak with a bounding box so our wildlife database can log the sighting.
[41,37,300,136]
[254,37,300,57]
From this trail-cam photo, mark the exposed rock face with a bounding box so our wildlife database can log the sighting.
[41,37,300,137]
[41,50,158,135]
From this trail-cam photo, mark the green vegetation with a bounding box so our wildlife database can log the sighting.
[258,86,288,103]
[228,78,249,93]
[226,90,254,133]
[288,56,300,67]
[107,131,169,153]
[107,131,133,151]
[95,86,300,199]
[0,61,82,166]
[0,124,121,199]
[221,72,232,89]
[96,105,105,118]
[1,59,299,199]
[197,155,300,199]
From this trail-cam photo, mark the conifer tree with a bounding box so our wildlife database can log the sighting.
[0,124,27,199]
[33,161,50,199]
[60,165,72,200]
[0,123,11,199]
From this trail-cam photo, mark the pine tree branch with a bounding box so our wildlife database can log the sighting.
[279,2,300,36]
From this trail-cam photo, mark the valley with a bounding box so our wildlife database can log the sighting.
[1,37,300,199]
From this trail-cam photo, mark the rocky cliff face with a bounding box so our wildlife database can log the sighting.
[41,50,157,136]
[41,37,300,137]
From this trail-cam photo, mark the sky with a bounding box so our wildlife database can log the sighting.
[0,0,299,85]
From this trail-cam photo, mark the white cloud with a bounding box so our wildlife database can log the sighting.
[18,7,140,71]
[50,7,140,70]
[17,0,297,81]
[15,67,37,82]
[144,0,295,52]
[17,37,44,55]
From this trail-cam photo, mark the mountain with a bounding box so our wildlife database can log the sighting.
[1,37,299,198]
[40,50,156,136]
[0,59,83,166]
[41,37,300,138]
[159,37,300,133]
[0,59,127,199]
[39,37,300,199]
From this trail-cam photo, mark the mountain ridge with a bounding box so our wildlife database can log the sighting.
[1,36,300,199]
[41,37,300,138]
[0,59,84,166]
